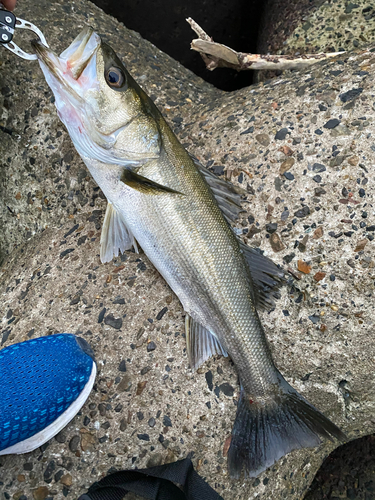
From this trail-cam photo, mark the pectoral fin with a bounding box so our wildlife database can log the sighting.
[185,314,227,370]
[100,202,138,263]
[120,170,183,195]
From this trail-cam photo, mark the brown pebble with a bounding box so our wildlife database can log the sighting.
[314,271,326,282]
[278,145,294,156]
[117,374,132,392]
[354,239,368,252]
[223,436,232,457]
[112,265,125,273]
[313,226,324,239]
[136,380,147,395]
[320,324,327,332]
[255,133,270,147]
[15,192,21,200]
[297,260,312,274]
[32,487,49,500]
[165,449,176,463]
[347,155,359,166]
[17,475,25,482]
[147,453,163,468]
[166,295,173,304]
[269,232,285,252]
[106,275,112,284]
[279,157,295,174]
[79,429,97,451]
[60,474,72,487]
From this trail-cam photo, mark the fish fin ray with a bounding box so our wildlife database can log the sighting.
[228,378,346,479]
[100,202,137,263]
[121,169,184,195]
[240,241,286,311]
[185,314,227,370]
[189,153,247,223]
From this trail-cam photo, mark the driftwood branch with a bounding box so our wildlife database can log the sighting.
[187,17,344,72]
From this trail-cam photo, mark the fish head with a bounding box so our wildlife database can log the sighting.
[32,27,161,166]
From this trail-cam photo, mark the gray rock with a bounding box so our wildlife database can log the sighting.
[0,1,375,500]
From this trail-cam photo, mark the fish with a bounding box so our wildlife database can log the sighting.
[32,27,346,478]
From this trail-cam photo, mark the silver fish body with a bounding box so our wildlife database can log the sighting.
[33,27,345,478]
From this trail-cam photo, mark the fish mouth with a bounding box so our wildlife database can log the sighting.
[32,26,101,100]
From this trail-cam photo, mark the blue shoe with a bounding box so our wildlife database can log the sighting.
[0,334,96,455]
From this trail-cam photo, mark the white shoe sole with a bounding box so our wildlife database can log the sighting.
[0,362,97,455]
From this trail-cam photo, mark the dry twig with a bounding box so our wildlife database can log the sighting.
[187,17,344,72]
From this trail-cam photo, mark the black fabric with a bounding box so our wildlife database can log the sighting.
[78,458,223,500]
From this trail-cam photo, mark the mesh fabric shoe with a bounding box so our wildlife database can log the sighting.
[0,333,96,455]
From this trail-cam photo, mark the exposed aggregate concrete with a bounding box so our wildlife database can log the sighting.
[0,1,375,499]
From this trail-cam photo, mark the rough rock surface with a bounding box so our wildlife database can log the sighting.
[1,1,375,499]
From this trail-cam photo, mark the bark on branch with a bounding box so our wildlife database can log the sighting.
[187,17,344,72]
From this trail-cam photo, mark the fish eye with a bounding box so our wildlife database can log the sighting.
[105,67,125,88]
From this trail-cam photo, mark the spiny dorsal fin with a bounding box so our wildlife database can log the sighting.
[121,169,184,195]
[100,202,138,263]
[189,153,246,223]
[240,241,286,311]
[185,314,228,370]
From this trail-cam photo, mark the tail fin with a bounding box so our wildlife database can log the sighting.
[227,378,346,478]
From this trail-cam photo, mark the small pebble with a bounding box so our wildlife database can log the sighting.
[147,341,156,352]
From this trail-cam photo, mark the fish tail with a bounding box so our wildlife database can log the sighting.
[227,376,346,478]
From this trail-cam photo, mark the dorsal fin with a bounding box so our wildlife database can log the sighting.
[189,153,247,223]
[189,154,286,310]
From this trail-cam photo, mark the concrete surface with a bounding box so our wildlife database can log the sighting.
[1,1,375,499]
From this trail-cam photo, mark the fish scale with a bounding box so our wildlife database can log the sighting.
[32,26,346,479]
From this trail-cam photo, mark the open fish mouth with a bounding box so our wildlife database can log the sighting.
[31,26,101,101]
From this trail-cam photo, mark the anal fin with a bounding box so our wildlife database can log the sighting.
[185,314,227,370]
[100,202,138,263]
[240,241,286,311]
